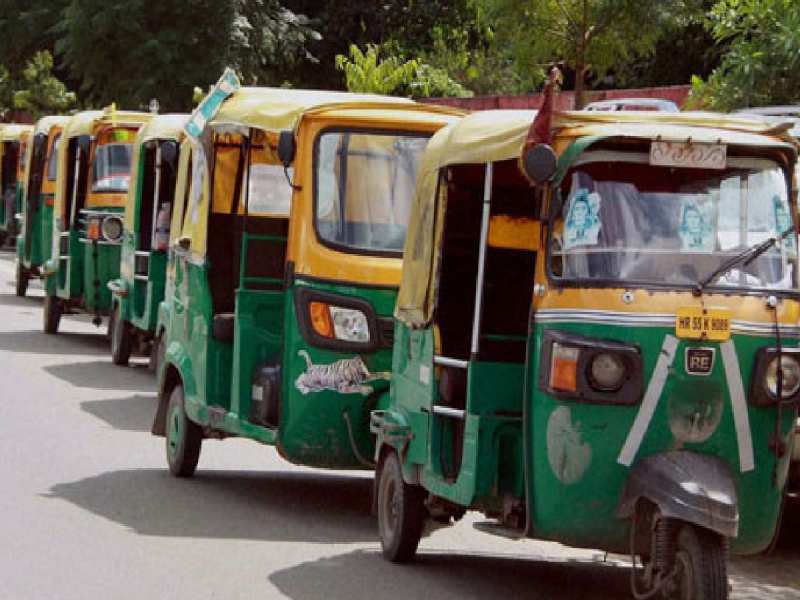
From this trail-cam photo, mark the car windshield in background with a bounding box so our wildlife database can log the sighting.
[315,131,429,255]
[92,143,133,193]
[552,154,797,292]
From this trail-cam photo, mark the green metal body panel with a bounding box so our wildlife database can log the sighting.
[386,317,794,557]
[52,207,123,315]
[527,321,793,555]
[17,193,53,270]
[160,248,397,469]
[117,142,170,337]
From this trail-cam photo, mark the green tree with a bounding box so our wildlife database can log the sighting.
[335,43,472,97]
[12,51,76,119]
[690,0,800,110]
[335,44,418,95]
[481,0,700,108]
[57,0,318,111]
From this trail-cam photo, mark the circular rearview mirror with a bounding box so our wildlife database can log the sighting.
[522,144,557,185]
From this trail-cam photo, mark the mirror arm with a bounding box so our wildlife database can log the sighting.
[284,165,301,191]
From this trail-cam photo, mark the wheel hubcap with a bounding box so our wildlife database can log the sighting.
[167,405,181,458]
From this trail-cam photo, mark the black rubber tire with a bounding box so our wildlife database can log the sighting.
[667,524,729,600]
[43,294,62,334]
[15,261,28,297]
[165,385,202,478]
[377,451,427,563]
[110,303,133,366]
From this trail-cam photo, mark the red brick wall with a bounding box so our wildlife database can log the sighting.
[424,85,691,112]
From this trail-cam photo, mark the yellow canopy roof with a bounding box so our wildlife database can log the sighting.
[61,109,152,139]
[33,115,70,136]
[136,113,189,144]
[396,109,799,327]
[209,86,459,132]
[0,124,34,142]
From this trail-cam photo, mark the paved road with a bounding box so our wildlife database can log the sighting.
[0,249,797,600]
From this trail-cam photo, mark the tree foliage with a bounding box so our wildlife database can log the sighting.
[12,51,76,118]
[481,0,702,107]
[690,0,800,110]
[335,43,471,97]
[56,0,318,111]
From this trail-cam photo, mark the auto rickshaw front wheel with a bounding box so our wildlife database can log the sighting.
[166,385,202,478]
[110,303,132,366]
[15,262,27,297]
[377,450,427,563]
[665,524,728,600]
[43,294,62,334]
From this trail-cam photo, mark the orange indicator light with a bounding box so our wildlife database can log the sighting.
[309,302,334,338]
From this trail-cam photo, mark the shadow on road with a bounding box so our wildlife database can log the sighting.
[0,293,43,308]
[47,469,375,543]
[269,546,800,600]
[80,394,158,432]
[270,549,632,600]
[0,330,109,355]
[45,359,154,392]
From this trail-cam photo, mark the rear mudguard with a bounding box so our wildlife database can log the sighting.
[617,451,739,539]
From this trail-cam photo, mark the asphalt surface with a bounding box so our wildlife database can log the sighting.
[0,249,798,600]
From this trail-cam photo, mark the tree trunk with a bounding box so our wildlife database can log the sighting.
[574,64,586,109]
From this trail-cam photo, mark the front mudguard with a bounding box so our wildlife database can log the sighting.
[617,451,739,539]
[151,341,196,437]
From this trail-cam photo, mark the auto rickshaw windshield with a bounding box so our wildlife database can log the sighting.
[551,152,798,292]
[315,130,429,254]
[92,142,133,193]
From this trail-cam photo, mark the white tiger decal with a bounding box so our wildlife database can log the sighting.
[294,350,390,396]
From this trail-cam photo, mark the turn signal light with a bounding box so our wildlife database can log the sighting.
[309,301,334,338]
[87,218,101,240]
[550,343,579,392]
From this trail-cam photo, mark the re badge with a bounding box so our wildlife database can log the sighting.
[685,347,715,376]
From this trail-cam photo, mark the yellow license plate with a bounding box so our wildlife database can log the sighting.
[675,307,731,341]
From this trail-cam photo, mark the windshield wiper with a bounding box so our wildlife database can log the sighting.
[695,226,795,295]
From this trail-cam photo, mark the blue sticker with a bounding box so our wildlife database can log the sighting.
[564,189,601,249]
[773,195,795,251]
[679,199,714,252]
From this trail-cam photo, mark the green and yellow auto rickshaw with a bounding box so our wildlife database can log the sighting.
[42,108,151,333]
[152,74,462,477]
[107,113,188,367]
[15,115,69,297]
[372,108,800,599]
[0,124,34,246]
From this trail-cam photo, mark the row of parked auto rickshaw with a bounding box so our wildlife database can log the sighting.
[2,71,799,599]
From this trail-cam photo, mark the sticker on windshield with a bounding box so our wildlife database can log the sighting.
[563,189,601,249]
[773,195,795,252]
[679,198,714,252]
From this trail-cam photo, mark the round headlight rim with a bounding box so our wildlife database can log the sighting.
[764,354,800,399]
[587,351,627,392]
[101,215,124,242]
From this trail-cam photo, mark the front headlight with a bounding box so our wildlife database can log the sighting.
[308,301,371,344]
[589,352,626,391]
[764,355,800,398]
[101,216,123,242]
[330,306,370,343]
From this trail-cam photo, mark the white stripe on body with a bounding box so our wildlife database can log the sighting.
[721,340,755,472]
[617,335,679,466]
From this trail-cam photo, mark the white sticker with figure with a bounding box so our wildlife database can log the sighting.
[679,197,714,252]
[773,195,795,252]
[295,350,390,396]
[563,188,601,249]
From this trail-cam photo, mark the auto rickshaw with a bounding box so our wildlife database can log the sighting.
[372,107,800,599]
[15,115,69,297]
[0,124,34,246]
[42,108,152,334]
[151,73,462,477]
[107,114,188,367]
